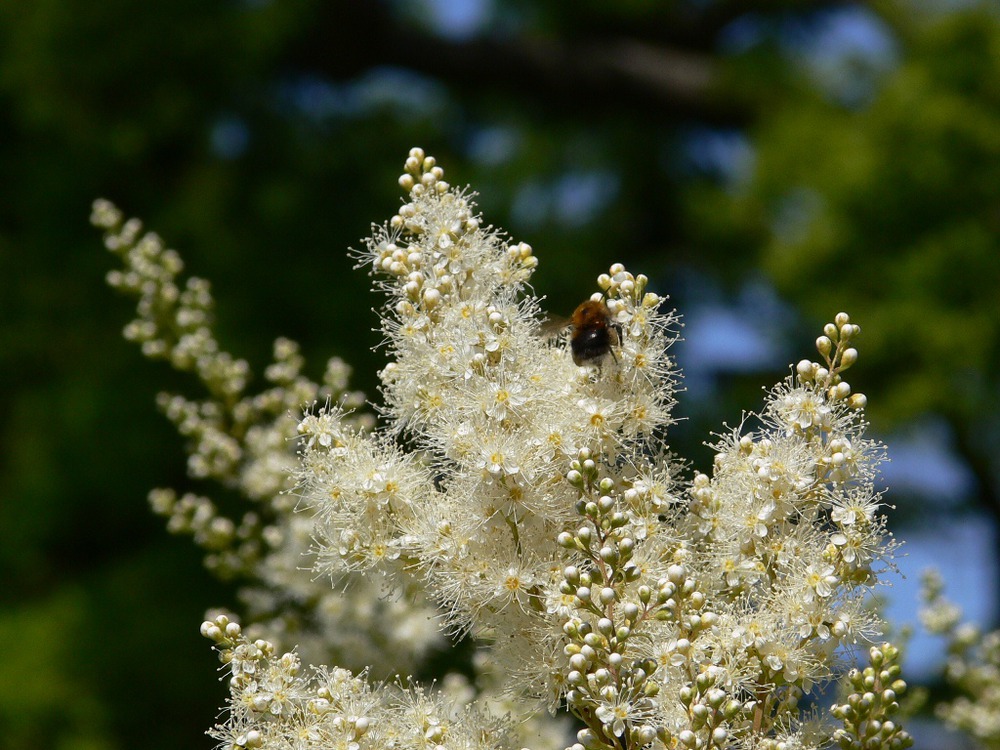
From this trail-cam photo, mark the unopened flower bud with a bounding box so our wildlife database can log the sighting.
[848,393,868,410]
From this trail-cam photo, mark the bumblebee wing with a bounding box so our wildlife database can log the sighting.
[539,314,571,341]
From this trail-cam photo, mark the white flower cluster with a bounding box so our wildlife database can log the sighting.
[201,615,510,750]
[96,149,912,750]
[92,200,444,676]
[285,149,905,750]
[921,569,1000,746]
[300,151,676,645]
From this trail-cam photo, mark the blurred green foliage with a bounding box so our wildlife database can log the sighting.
[685,6,1000,514]
[1,1,997,747]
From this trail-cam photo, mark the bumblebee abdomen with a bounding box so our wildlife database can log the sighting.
[571,327,611,365]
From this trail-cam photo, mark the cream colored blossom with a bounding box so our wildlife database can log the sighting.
[97,151,908,750]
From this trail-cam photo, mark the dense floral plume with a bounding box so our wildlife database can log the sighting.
[95,149,912,750]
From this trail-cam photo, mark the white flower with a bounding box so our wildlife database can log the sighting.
[803,562,839,600]
[776,386,832,433]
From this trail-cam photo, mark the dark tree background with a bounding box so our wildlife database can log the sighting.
[1,1,997,748]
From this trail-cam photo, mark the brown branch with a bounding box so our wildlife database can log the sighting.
[281,4,749,127]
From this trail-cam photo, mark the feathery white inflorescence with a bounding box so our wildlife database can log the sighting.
[97,148,910,750]
[291,150,903,749]
[92,198,445,678]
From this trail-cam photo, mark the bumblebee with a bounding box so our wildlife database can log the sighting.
[569,299,619,366]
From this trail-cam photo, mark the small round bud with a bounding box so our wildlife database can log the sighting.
[422,288,441,309]
[667,564,686,584]
[636,725,657,744]
[816,336,833,355]
[706,688,726,708]
[580,643,597,659]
